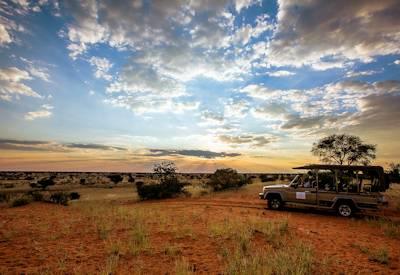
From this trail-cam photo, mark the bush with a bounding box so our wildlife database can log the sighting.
[136,179,187,200]
[136,162,187,200]
[260,174,279,182]
[108,174,123,184]
[80,178,86,185]
[69,192,81,200]
[207,168,250,191]
[29,191,44,201]
[49,192,69,205]
[37,176,56,190]
[30,182,38,188]
[0,192,10,203]
[11,197,31,207]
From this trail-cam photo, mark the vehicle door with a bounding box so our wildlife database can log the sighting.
[286,175,317,204]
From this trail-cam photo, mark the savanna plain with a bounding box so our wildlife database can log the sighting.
[1,173,400,274]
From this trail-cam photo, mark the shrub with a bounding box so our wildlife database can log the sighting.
[136,180,187,200]
[136,162,187,200]
[80,178,86,185]
[11,197,31,207]
[4,183,15,189]
[30,182,38,188]
[37,176,56,190]
[0,192,10,203]
[108,174,123,184]
[29,191,44,201]
[260,174,279,182]
[128,175,135,183]
[69,192,81,200]
[49,192,69,205]
[207,168,250,191]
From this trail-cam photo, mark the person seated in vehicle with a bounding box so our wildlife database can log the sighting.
[303,171,316,188]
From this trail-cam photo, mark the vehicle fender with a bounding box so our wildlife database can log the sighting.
[332,197,358,210]
[264,192,284,201]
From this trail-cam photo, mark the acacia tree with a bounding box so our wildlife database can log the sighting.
[153,161,178,184]
[311,134,376,165]
[136,161,186,200]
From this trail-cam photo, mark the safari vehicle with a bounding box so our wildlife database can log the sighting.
[259,164,389,217]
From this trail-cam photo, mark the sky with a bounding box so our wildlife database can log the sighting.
[0,0,399,172]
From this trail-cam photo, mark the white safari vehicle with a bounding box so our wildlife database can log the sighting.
[259,164,389,217]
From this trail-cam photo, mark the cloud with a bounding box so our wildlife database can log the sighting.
[0,67,41,100]
[266,70,295,77]
[0,22,12,45]
[104,58,201,114]
[234,0,261,13]
[0,138,63,152]
[146,149,240,159]
[240,84,281,100]
[266,0,400,68]
[20,57,51,82]
[353,91,400,129]
[219,134,276,148]
[233,14,272,45]
[0,138,127,152]
[89,56,113,81]
[244,80,400,135]
[224,99,249,118]
[200,110,225,126]
[24,104,53,120]
[105,95,199,115]
[63,0,230,56]
[345,70,382,78]
[252,102,289,120]
[64,143,126,151]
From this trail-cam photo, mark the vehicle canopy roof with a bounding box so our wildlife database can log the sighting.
[293,164,384,173]
[292,164,388,192]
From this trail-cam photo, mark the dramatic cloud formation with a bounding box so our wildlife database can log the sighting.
[267,0,400,68]
[0,0,399,171]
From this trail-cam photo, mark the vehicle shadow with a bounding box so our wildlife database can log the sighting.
[268,206,382,220]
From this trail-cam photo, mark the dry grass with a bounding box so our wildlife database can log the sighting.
[174,257,195,275]
[351,243,390,265]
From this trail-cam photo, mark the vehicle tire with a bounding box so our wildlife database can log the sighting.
[268,197,282,210]
[336,202,353,217]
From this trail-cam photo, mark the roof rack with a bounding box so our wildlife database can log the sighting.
[293,164,384,172]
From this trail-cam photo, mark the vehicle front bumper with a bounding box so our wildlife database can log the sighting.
[259,192,264,199]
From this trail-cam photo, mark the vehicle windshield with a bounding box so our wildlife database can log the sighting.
[289,175,300,187]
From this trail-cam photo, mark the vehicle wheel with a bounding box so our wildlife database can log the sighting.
[337,203,353,217]
[268,197,282,210]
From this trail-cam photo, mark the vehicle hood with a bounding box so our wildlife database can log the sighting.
[263,184,289,190]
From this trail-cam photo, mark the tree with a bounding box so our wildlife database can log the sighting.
[136,161,187,200]
[387,163,400,183]
[153,161,178,185]
[311,134,376,165]
[207,168,250,191]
